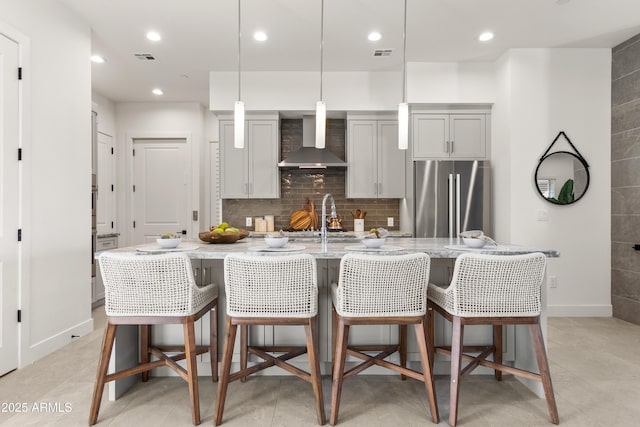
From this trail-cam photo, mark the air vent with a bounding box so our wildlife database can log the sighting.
[134,53,156,60]
[373,49,393,57]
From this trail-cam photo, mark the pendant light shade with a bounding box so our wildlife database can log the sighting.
[234,0,244,149]
[234,101,245,148]
[315,0,326,149]
[315,101,326,149]
[398,102,408,150]
[398,0,408,150]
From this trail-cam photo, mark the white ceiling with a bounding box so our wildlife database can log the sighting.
[60,0,640,106]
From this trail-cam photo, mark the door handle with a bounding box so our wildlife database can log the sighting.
[448,174,454,237]
[456,174,461,236]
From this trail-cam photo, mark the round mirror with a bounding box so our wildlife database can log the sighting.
[534,151,589,205]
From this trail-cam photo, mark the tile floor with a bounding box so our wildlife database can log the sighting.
[1,311,639,426]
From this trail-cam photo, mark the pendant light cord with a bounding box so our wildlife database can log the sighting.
[319,0,324,102]
[402,0,407,103]
[238,0,242,100]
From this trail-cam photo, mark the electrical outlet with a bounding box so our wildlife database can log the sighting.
[245,217,252,227]
[387,217,394,227]
[536,209,548,221]
[549,276,558,288]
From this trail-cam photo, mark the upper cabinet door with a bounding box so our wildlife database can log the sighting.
[377,120,405,198]
[412,113,488,160]
[220,120,248,198]
[412,114,449,159]
[347,120,378,198]
[248,120,279,199]
[449,114,486,159]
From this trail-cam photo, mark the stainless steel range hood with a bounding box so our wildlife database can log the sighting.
[278,116,347,168]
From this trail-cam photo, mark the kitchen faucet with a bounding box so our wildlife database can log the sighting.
[321,193,337,250]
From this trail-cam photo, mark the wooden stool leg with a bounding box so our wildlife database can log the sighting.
[330,317,349,426]
[210,303,218,382]
[449,316,464,427]
[427,307,435,370]
[89,323,117,425]
[493,324,503,381]
[530,322,560,425]
[240,324,248,382]
[305,316,326,425]
[331,305,338,365]
[141,325,151,382]
[415,320,440,424]
[215,317,238,426]
[399,324,408,380]
[184,319,201,425]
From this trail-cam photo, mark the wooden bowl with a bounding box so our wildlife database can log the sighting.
[198,231,241,244]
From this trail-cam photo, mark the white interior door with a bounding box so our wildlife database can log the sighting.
[132,139,188,244]
[0,33,20,376]
[96,132,114,234]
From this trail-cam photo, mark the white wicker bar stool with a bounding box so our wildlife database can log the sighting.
[427,252,559,426]
[330,253,439,426]
[89,252,218,426]
[215,253,325,426]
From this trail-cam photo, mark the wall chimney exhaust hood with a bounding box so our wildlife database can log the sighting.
[278,116,347,169]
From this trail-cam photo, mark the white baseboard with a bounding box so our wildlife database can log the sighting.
[547,304,612,317]
[20,317,94,367]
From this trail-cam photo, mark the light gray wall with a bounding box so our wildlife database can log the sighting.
[0,0,93,365]
[611,33,640,324]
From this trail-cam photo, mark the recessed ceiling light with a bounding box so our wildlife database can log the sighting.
[253,31,268,42]
[556,0,571,4]
[152,88,164,96]
[90,55,105,63]
[368,32,382,42]
[146,31,162,41]
[478,32,494,42]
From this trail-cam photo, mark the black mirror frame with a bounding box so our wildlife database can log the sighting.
[534,151,590,205]
[534,131,590,206]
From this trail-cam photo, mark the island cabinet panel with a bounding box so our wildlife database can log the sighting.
[220,119,279,199]
[347,120,405,198]
[194,260,266,363]
[412,113,487,160]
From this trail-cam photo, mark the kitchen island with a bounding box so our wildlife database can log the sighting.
[100,237,558,400]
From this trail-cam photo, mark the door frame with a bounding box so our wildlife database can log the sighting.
[125,132,193,247]
[0,21,31,369]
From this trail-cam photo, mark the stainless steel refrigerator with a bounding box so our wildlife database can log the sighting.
[414,160,491,238]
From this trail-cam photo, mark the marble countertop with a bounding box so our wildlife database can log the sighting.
[105,237,560,259]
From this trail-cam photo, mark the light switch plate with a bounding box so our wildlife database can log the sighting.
[245,217,252,227]
[387,217,394,227]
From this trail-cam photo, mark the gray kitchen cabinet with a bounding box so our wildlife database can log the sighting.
[412,113,487,160]
[93,235,118,305]
[347,119,406,198]
[220,118,280,199]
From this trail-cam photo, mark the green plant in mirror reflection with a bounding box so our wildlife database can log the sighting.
[546,178,574,204]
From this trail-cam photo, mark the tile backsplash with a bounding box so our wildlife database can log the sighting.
[221,118,400,231]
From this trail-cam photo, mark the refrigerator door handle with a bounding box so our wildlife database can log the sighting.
[448,174,454,237]
[456,173,461,236]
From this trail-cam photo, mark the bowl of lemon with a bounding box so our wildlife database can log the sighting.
[199,222,248,244]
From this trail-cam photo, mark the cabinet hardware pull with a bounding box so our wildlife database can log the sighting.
[451,140,454,152]
[634,244,640,251]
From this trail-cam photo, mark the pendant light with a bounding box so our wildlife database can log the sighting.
[398,0,409,150]
[234,0,245,149]
[315,0,326,149]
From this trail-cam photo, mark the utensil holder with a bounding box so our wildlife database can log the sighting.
[354,219,364,232]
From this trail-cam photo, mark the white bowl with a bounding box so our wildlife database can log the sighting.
[361,238,386,248]
[156,237,181,249]
[463,237,486,248]
[264,236,289,248]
